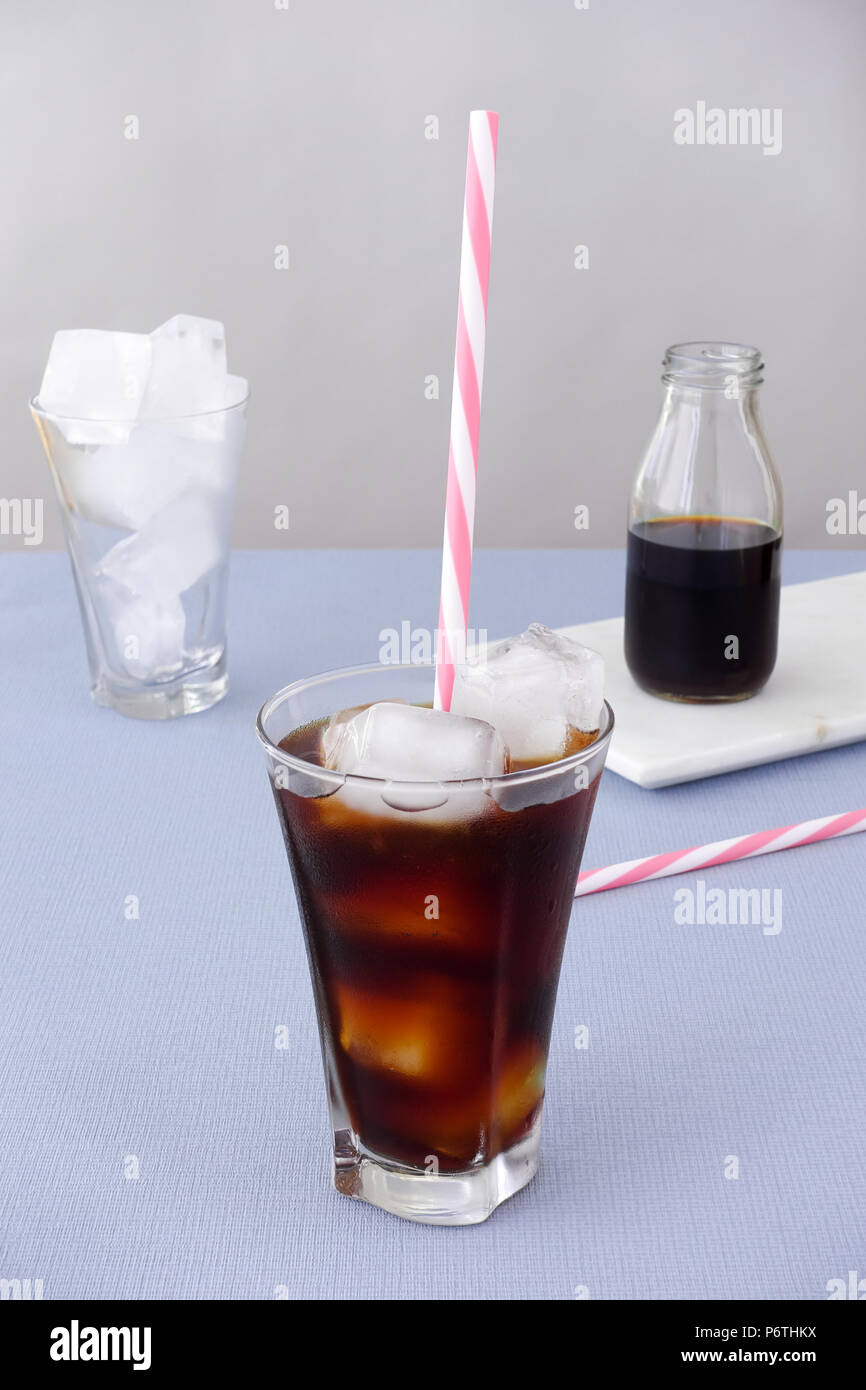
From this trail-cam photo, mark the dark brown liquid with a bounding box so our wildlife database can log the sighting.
[273,722,602,1171]
[624,516,782,701]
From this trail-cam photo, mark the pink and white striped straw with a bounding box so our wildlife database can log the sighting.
[433,110,499,712]
[574,808,866,898]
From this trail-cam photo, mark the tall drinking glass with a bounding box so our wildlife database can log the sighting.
[257,663,613,1225]
[30,391,247,719]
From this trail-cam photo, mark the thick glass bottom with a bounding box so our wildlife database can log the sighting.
[91,650,228,721]
[332,1114,542,1225]
[639,684,763,704]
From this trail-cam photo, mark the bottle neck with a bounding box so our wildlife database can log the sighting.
[632,341,781,536]
[663,380,762,411]
[663,341,764,397]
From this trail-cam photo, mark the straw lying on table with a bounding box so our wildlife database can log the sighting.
[434,110,499,713]
[574,809,866,897]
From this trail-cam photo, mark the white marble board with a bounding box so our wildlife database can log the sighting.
[556,571,866,789]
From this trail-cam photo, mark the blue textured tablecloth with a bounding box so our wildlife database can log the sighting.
[1,548,864,1301]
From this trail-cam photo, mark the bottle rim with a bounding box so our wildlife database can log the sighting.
[663,341,763,390]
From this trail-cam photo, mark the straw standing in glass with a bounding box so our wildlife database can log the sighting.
[256,114,613,1223]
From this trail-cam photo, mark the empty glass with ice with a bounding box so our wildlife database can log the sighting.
[31,316,248,718]
[256,626,613,1224]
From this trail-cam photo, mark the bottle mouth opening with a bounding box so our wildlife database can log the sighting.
[663,341,763,390]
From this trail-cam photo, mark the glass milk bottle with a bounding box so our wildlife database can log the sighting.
[624,342,783,702]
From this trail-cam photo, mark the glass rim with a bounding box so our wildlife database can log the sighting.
[255,661,614,791]
[28,386,250,426]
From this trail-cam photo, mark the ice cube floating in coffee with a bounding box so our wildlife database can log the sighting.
[322,624,604,779]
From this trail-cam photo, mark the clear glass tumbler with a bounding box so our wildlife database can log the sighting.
[31,390,248,719]
[256,662,613,1225]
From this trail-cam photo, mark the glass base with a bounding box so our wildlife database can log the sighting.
[332,1115,542,1225]
[91,651,228,721]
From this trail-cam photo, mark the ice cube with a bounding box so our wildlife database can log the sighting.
[321,703,372,769]
[322,701,505,783]
[335,981,441,1079]
[58,421,209,531]
[327,874,495,959]
[223,374,249,410]
[106,590,187,679]
[319,699,408,770]
[451,622,604,765]
[491,1042,546,1143]
[140,315,227,421]
[334,976,484,1085]
[97,488,224,596]
[38,329,151,444]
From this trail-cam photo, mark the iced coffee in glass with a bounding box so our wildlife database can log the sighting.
[256,626,612,1224]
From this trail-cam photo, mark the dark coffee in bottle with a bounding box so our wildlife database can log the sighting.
[624,515,782,701]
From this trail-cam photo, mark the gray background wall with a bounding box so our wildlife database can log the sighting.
[2,0,864,550]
